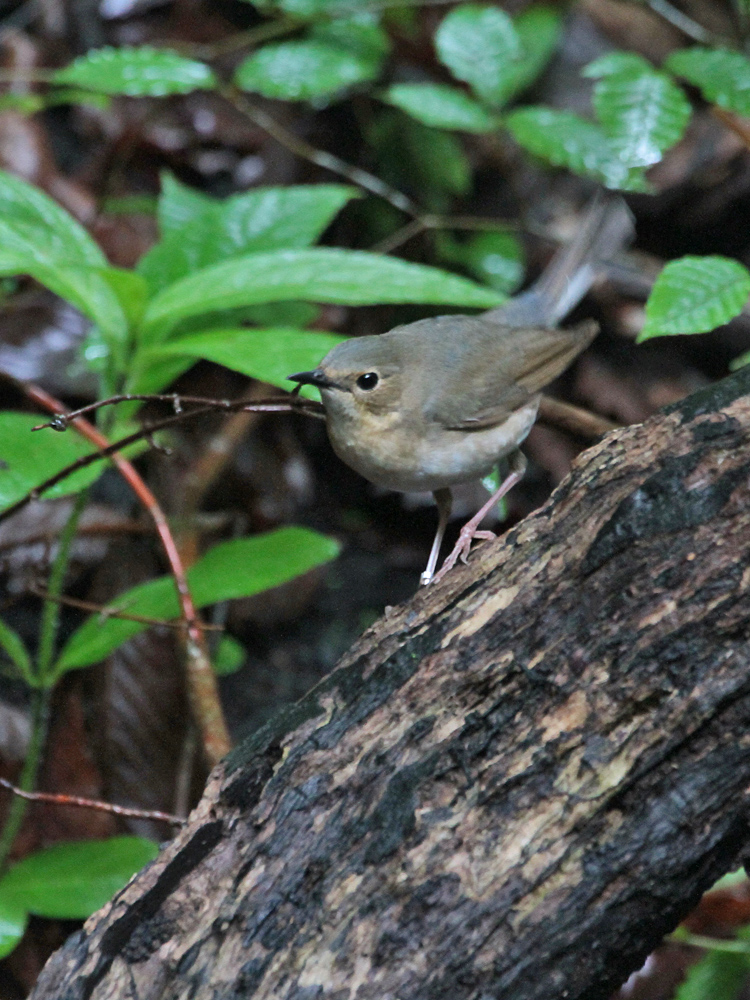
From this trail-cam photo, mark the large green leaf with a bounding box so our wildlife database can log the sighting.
[591,64,691,168]
[148,327,346,391]
[235,40,379,102]
[435,4,520,107]
[505,106,648,191]
[139,181,359,293]
[438,230,524,294]
[55,528,342,672]
[139,248,503,341]
[310,14,390,65]
[0,169,105,267]
[639,256,750,340]
[0,838,158,920]
[666,47,750,117]
[52,47,216,96]
[0,894,27,959]
[0,413,103,511]
[381,83,497,132]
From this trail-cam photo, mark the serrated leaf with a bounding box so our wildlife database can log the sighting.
[0,619,32,683]
[666,46,750,116]
[52,46,216,97]
[147,327,346,392]
[54,528,342,672]
[0,893,27,959]
[235,40,378,102]
[0,169,106,267]
[435,4,521,107]
[493,4,562,106]
[674,949,750,1000]
[381,83,497,132]
[505,106,649,191]
[0,413,103,512]
[139,248,503,341]
[639,256,750,340]
[593,68,691,168]
[139,182,358,293]
[583,52,653,78]
[0,838,158,919]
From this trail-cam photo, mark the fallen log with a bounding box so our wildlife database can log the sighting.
[31,367,750,1000]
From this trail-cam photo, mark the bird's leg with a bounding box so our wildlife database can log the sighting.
[420,487,453,587]
[431,451,527,585]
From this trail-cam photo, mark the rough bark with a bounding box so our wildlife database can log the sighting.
[31,368,750,1000]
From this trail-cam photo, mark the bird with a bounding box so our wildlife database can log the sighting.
[288,194,634,586]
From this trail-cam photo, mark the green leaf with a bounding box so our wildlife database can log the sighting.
[147,327,346,392]
[583,51,653,78]
[0,169,106,267]
[435,4,521,107]
[0,838,158,920]
[593,66,692,168]
[492,4,562,106]
[139,182,358,293]
[0,413,102,512]
[140,248,504,341]
[639,256,750,340]
[157,172,214,235]
[438,230,523,294]
[666,47,750,117]
[235,40,379,102]
[674,949,750,1000]
[505,106,648,191]
[0,893,27,958]
[381,83,497,132]
[52,46,216,97]
[253,0,371,19]
[0,93,44,114]
[97,267,149,329]
[213,636,246,676]
[0,618,32,683]
[55,528,342,672]
[311,14,390,65]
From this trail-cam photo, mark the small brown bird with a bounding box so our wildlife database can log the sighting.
[289,195,633,585]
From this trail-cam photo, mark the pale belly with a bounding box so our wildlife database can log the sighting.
[327,398,539,493]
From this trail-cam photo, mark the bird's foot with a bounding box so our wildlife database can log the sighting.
[429,526,496,585]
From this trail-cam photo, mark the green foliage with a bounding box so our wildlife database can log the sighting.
[0,618,32,684]
[0,838,158,922]
[435,5,520,107]
[138,177,360,293]
[0,895,27,959]
[381,83,497,133]
[235,39,380,102]
[666,47,750,117]
[0,413,101,508]
[437,230,524,294]
[639,256,750,341]
[213,636,247,676]
[54,529,341,673]
[52,46,216,96]
[149,327,346,393]
[674,948,750,1000]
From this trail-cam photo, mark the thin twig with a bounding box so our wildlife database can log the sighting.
[29,587,225,631]
[0,777,184,826]
[712,105,750,152]
[645,0,730,45]
[223,86,420,217]
[20,382,231,766]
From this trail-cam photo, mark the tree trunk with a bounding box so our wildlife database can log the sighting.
[31,368,750,1000]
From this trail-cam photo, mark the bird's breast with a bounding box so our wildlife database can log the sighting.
[325,398,539,493]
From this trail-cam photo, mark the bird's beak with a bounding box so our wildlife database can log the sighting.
[287,368,337,389]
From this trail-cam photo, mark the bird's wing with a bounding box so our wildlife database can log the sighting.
[421,319,598,431]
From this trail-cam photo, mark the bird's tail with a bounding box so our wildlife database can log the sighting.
[482,193,635,328]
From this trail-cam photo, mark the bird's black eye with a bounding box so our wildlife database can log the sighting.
[356,372,379,390]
